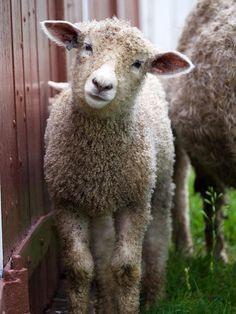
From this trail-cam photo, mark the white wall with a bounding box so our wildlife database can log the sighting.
[139,0,197,50]
[82,0,89,21]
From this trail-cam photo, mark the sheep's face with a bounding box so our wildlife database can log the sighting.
[73,22,156,111]
[41,19,194,115]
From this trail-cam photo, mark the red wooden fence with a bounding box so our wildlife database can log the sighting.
[0,0,66,268]
[0,0,139,312]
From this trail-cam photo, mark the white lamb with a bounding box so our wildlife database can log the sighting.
[41,18,193,313]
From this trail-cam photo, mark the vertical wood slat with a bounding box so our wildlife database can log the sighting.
[28,0,45,221]
[124,0,139,27]
[64,0,83,23]
[0,0,20,265]
[47,0,59,85]
[35,0,51,214]
[89,0,116,20]
[116,0,139,27]
[64,0,83,77]
[21,0,44,225]
[11,0,31,237]
[47,0,67,85]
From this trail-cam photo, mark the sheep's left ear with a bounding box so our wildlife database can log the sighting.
[150,51,194,77]
[40,20,82,50]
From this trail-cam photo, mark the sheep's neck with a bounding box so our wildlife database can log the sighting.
[71,97,137,124]
[70,105,135,137]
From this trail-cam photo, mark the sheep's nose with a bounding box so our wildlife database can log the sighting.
[92,78,113,93]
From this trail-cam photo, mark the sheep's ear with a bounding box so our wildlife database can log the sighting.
[48,81,69,91]
[150,51,194,77]
[40,20,81,50]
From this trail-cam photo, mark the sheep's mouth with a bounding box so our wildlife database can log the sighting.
[85,90,115,109]
[87,92,109,102]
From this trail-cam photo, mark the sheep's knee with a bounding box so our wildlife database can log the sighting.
[67,251,94,283]
[111,251,141,314]
[111,249,141,287]
[66,251,94,313]
[56,210,94,312]
[112,262,141,288]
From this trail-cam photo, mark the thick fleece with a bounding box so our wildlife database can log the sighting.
[168,0,236,260]
[43,18,179,313]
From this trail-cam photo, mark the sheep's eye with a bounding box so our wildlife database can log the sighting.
[132,60,143,69]
[84,43,93,53]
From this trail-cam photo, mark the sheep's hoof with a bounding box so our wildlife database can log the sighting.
[215,249,228,263]
[181,245,194,258]
[174,237,193,258]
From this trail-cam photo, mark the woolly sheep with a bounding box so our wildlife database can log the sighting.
[41,18,193,313]
[168,0,236,261]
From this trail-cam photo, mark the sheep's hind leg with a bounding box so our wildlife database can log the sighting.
[55,209,94,314]
[172,141,193,256]
[142,182,171,309]
[111,208,150,314]
[90,216,115,314]
[194,168,228,262]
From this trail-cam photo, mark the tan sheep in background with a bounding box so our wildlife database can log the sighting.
[41,18,193,313]
[168,0,236,261]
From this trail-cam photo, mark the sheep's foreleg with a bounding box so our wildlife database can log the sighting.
[111,208,150,314]
[90,216,115,314]
[55,209,94,314]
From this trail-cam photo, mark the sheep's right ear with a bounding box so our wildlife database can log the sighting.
[150,51,194,77]
[40,20,81,50]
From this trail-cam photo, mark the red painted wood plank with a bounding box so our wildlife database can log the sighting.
[64,0,83,75]
[21,0,44,224]
[64,0,83,23]
[1,256,30,314]
[47,0,59,86]
[35,0,50,138]
[47,0,67,85]
[124,0,139,27]
[35,0,51,214]
[0,0,20,265]
[1,213,60,313]
[89,0,116,20]
[11,0,31,234]
[28,0,45,222]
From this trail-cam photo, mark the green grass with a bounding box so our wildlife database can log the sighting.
[143,171,236,314]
